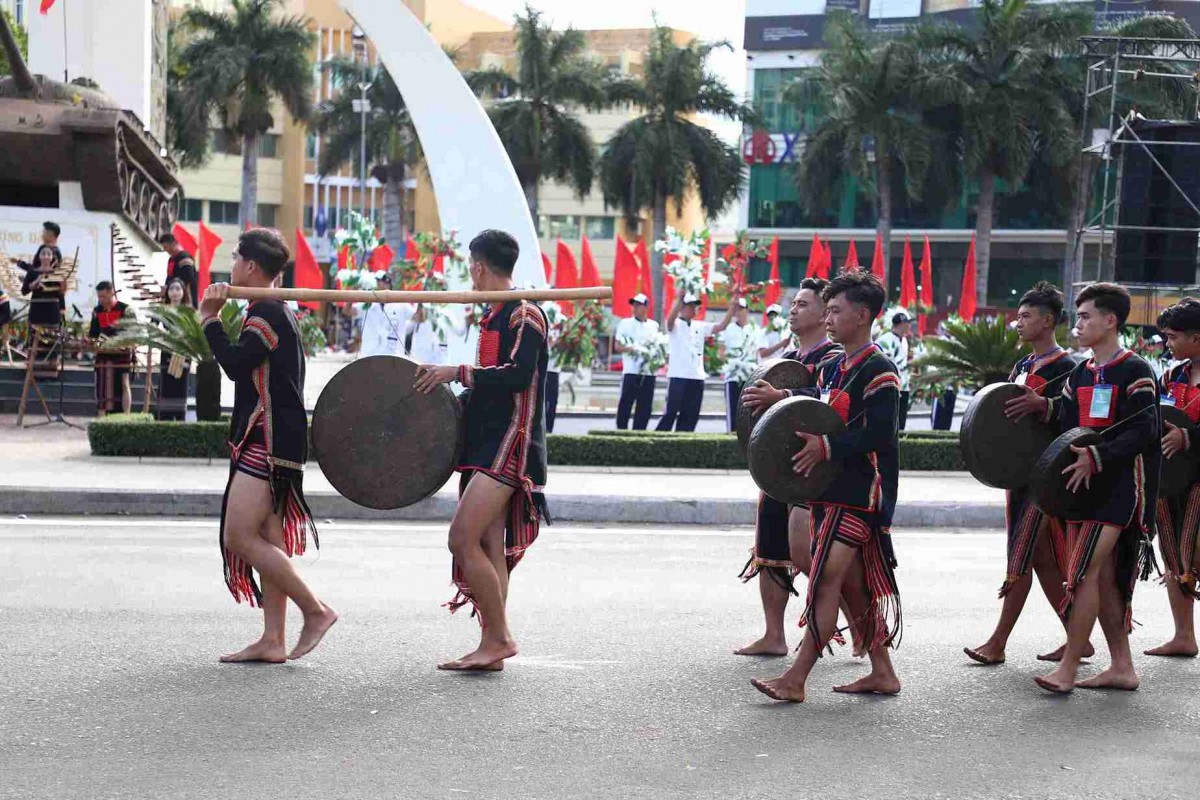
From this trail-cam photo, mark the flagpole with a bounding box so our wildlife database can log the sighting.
[61,0,67,82]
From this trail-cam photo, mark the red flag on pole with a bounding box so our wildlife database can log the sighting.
[369,243,395,272]
[697,239,713,320]
[636,238,653,312]
[805,233,822,279]
[293,230,323,311]
[870,232,886,284]
[39,0,56,14]
[662,272,676,315]
[764,237,782,323]
[611,239,639,318]
[555,239,579,315]
[822,239,833,278]
[197,221,222,294]
[541,252,553,283]
[958,236,978,321]
[844,240,860,270]
[404,236,420,265]
[580,236,602,287]
[918,235,934,335]
[171,224,198,259]
[899,236,917,308]
[433,255,445,274]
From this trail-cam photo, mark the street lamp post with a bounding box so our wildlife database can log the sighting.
[351,27,371,226]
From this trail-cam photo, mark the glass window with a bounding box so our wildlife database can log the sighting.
[584,217,615,240]
[305,133,318,160]
[179,198,203,222]
[14,0,24,25]
[211,129,241,156]
[256,204,278,228]
[545,215,580,240]
[259,134,280,158]
[209,201,240,225]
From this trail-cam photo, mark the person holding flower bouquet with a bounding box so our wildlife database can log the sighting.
[656,289,739,432]
[719,298,759,432]
[614,293,661,430]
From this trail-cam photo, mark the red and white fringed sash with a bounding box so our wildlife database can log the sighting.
[999,498,1044,599]
[1156,485,1200,599]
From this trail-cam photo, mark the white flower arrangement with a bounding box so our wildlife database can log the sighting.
[619,330,669,375]
[768,312,789,334]
[723,323,762,383]
[655,226,724,298]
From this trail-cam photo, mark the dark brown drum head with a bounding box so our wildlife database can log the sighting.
[736,359,815,457]
[747,396,845,505]
[1032,427,1103,520]
[1159,404,1197,499]
[959,382,1060,489]
[312,356,463,510]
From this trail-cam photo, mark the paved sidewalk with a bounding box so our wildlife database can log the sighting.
[0,418,1004,526]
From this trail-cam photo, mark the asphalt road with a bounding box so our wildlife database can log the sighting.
[1,519,1197,800]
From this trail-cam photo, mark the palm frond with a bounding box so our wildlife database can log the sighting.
[913,316,1024,390]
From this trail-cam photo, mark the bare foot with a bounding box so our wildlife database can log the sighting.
[735,636,789,657]
[750,676,805,702]
[219,638,287,664]
[1033,672,1074,694]
[1037,641,1095,662]
[288,605,339,661]
[964,643,1005,665]
[1144,638,1199,658]
[1076,668,1139,691]
[833,672,901,695]
[438,640,518,671]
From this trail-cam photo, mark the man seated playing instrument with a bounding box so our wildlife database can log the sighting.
[751,270,903,702]
[1148,298,1200,657]
[201,229,336,664]
[966,282,1088,665]
[415,230,550,672]
[1032,282,1160,693]
[736,278,849,657]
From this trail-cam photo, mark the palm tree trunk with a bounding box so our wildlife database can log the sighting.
[652,184,667,325]
[523,179,539,230]
[974,168,996,309]
[240,131,259,228]
[383,166,405,246]
[1062,155,1097,302]
[876,157,894,292]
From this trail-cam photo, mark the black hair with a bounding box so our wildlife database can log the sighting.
[1019,281,1065,323]
[798,277,829,296]
[33,244,61,268]
[237,228,290,278]
[43,221,60,237]
[157,233,178,246]
[1158,297,1200,333]
[96,281,114,292]
[469,229,519,276]
[821,269,886,318]
[1075,281,1131,326]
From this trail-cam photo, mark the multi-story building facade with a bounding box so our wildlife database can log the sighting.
[741,0,1200,309]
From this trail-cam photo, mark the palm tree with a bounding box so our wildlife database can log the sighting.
[314,57,423,246]
[918,0,1092,308]
[913,316,1022,391]
[165,23,209,170]
[787,13,933,286]
[599,26,754,320]
[465,5,609,222]
[175,0,315,228]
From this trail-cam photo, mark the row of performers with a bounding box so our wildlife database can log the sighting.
[740,277,1192,698]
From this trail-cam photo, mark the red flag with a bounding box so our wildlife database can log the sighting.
[698,239,712,320]
[293,230,323,311]
[822,239,833,278]
[555,239,579,315]
[662,273,676,315]
[541,252,553,283]
[805,233,822,279]
[611,239,639,318]
[918,235,934,335]
[764,236,781,324]
[636,238,653,311]
[369,243,395,272]
[433,254,445,274]
[404,236,420,264]
[844,240,860,270]
[870,233,885,284]
[337,245,350,271]
[580,236,602,287]
[197,221,222,294]
[171,223,198,258]
[958,236,977,321]
[899,237,917,308]
[39,0,55,14]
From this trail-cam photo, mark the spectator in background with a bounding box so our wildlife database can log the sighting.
[719,297,757,432]
[757,303,788,360]
[614,293,659,430]
[656,290,737,433]
[157,233,198,307]
[876,311,913,430]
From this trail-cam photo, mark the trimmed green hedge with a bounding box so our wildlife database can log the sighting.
[89,416,965,470]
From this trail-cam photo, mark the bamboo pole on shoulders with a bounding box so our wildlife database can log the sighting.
[225,286,611,305]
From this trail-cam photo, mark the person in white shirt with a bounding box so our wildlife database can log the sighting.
[875,311,913,429]
[545,321,562,433]
[613,293,660,429]
[358,274,414,358]
[757,304,788,360]
[655,289,738,432]
[719,298,758,432]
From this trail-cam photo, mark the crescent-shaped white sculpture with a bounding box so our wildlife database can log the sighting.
[341,0,545,288]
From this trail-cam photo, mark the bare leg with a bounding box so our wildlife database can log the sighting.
[786,507,861,654]
[751,539,857,703]
[1077,548,1139,690]
[470,515,509,672]
[222,473,337,661]
[1145,551,1199,655]
[220,509,288,664]
[737,507,809,656]
[966,571,1029,665]
[1035,525,1121,693]
[439,474,519,671]
[833,553,901,695]
[1031,530,1094,661]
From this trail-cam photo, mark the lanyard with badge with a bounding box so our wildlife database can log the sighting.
[1014,346,1063,387]
[822,342,874,405]
[1088,350,1124,420]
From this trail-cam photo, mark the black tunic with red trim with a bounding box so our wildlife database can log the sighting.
[1045,350,1161,620]
[741,338,841,591]
[203,299,316,605]
[1156,361,1200,595]
[450,299,549,613]
[999,348,1077,596]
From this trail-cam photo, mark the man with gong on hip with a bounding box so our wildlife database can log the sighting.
[415,229,550,672]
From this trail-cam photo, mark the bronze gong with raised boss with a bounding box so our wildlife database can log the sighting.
[735,358,816,457]
[311,355,463,510]
[1158,403,1197,499]
[959,382,1062,490]
[746,395,845,505]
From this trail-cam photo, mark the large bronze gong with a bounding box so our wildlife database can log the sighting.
[1159,404,1197,499]
[311,356,463,510]
[1032,427,1103,520]
[735,359,815,457]
[747,396,845,505]
[959,382,1060,490]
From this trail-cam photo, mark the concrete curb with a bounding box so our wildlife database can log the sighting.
[0,486,1006,527]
